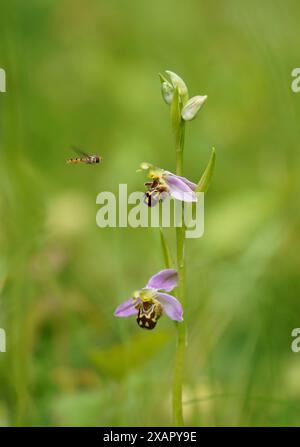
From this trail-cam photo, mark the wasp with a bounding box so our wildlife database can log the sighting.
[66,146,102,165]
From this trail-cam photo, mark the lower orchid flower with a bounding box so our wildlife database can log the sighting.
[114,269,183,329]
[140,162,197,207]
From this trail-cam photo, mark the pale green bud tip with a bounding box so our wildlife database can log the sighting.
[165,70,188,99]
[140,162,153,170]
[161,81,174,105]
[181,95,207,121]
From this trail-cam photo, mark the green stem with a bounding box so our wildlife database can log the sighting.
[175,121,185,176]
[172,119,186,426]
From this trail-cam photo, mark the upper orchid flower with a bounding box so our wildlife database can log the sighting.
[114,269,183,330]
[139,162,197,207]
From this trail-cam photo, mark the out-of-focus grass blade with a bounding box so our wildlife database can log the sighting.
[89,331,171,378]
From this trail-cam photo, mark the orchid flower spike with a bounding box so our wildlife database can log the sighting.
[114,269,183,330]
[139,162,197,207]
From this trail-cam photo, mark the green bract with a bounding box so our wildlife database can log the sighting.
[195,147,216,193]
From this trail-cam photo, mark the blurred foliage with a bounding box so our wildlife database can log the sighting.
[0,0,300,426]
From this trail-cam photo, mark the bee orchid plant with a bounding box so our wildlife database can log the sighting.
[114,70,215,426]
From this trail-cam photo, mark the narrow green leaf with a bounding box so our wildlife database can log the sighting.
[159,228,173,269]
[195,148,216,193]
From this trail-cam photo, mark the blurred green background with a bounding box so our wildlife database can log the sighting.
[0,0,300,427]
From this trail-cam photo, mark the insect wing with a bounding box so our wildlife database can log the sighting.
[70,146,90,158]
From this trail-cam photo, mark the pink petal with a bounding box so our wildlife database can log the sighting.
[114,298,139,317]
[165,175,197,202]
[146,269,178,292]
[165,171,197,190]
[157,292,183,321]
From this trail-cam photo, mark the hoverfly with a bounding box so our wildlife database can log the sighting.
[66,146,102,165]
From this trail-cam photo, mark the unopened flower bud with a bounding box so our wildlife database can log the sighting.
[165,70,188,102]
[161,81,174,105]
[181,95,207,121]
